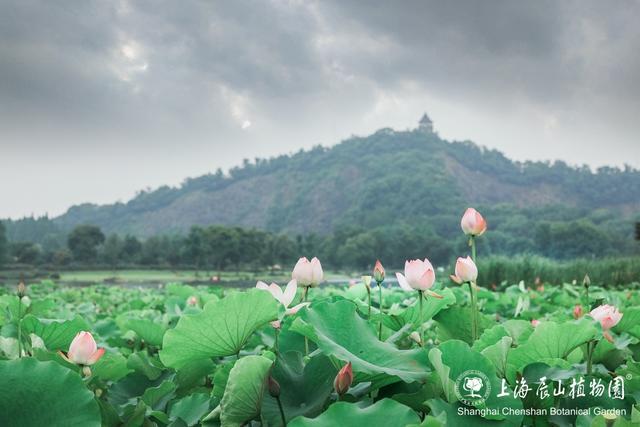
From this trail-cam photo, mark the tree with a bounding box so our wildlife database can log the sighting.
[0,221,7,267]
[10,241,42,264]
[121,235,142,263]
[102,234,122,269]
[67,225,105,263]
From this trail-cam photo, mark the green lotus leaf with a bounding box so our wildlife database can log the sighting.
[290,299,430,384]
[472,320,532,353]
[122,317,167,347]
[472,325,510,352]
[20,314,90,351]
[481,336,512,378]
[219,355,273,427]
[289,399,420,426]
[434,306,497,345]
[127,351,164,380]
[506,319,598,382]
[169,393,211,426]
[92,351,132,382]
[262,351,338,426]
[383,288,456,331]
[142,380,177,411]
[0,358,101,427]
[160,290,279,369]
[613,307,640,338]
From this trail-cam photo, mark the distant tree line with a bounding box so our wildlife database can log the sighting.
[0,214,637,271]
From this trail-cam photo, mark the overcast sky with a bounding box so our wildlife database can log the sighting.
[1,0,639,219]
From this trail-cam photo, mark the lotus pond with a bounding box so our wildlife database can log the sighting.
[0,276,639,427]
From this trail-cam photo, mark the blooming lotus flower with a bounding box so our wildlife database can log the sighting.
[256,279,309,315]
[373,260,385,283]
[334,362,353,396]
[450,256,478,284]
[61,331,105,366]
[461,208,487,236]
[292,257,324,287]
[573,304,584,319]
[589,305,623,330]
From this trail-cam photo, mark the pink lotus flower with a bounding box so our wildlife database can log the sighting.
[292,257,324,287]
[573,304,584,319]
[531,319,540,327]
[334,362,353,396]
[396,259,441,298]
[461,208,487,236]
[589,305,623,330]
[373,260,385,283]
[61,331,105,366]
[256,279,309,315]
[450,256,478,284]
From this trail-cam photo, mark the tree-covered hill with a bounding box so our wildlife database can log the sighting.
[4,124,640,261]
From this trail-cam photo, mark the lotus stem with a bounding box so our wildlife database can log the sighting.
[586,340,595,375]
[16,297,22,358]
[468,282,478,342]
[304,286,309,356]
[418,290,424,347]
[469,236,479,342]
[367,287,371,320]
[378,282,384,340]
[276,395,287,426]
[275,328,280,355]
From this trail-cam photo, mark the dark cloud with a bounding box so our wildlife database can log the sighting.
[0,0,638,218]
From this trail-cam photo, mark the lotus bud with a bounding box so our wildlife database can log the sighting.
[409,331,422,345]
[396,259,436,291]
[186,296,198,306]
[292,257,324,287]
[373,260,385,283]
[460,208,487,236]
[270,320,282,329]
[95,388,103,398]
[583,274,591,288]
[531,319,540,327]
[334,362,353,396]
[17,281,26,298]
[361,275,372,290]
[589,305,623,330]
[268,376,281,398]
[573,304,583,319]
[450,256,478,284]
[62,331,105,366]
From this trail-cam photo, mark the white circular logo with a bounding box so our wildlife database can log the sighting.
[455,370,491,405]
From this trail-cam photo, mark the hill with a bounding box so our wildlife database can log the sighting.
[4,120,640,261]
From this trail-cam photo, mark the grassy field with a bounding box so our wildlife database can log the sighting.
[0,269,352,285]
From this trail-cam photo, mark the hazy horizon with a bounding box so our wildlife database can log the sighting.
[2,1,639,219]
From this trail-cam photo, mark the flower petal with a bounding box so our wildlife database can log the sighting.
[282,279,298,308]
[286,302,310,315]
[86,348,105,365]
[395,272,413,291]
